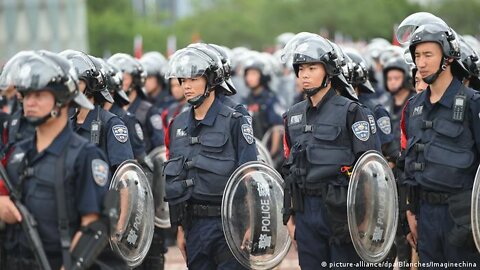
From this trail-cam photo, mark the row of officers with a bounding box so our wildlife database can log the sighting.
[2,11,480,269]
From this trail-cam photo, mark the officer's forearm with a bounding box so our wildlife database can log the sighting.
[70,213,100,251]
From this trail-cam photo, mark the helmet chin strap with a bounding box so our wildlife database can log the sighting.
[187,85,212,108]
[423,57,448,84]
[303,76,330,97]
[25,105,61,126]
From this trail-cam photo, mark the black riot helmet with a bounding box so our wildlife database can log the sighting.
[96,57,131,106]
[59,50,113,104]
[281,32,357,100]
[165,47,227,107]
[458,36,480,89]
[108,53,148,97]
[396,12,467,84]
[0,50,94,125]
[382,56,413,93]
[344,49,375,93]
[139,51,168,90]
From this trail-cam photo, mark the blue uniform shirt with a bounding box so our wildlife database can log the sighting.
[72,105,134,168]
[4,123,109,264]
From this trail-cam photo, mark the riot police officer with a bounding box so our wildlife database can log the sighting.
[281,33,377,269]
[61,50,134,171]
[108,53,164,152]
[397,13,480,266]
[99,58,148,163]
[0,50,110,269]
[164,46,257,270]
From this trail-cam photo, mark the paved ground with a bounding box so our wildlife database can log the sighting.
[164,245,300,270]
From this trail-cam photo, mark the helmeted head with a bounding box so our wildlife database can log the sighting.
[59,50,113,104]
[344,48,375,94]
[458,35,480,89]
[0,50,93,125]
[96,57,131,106]
[281,32,357,100]
[242,51,273,90]
[382,55,413,94]
[165,47,226,107]
[108,53,147,97]
[396,12,467,84]
[140,51,168,95]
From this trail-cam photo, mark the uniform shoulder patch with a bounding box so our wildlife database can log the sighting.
[150,114,163,130]
[352,121,370,141]
[112,125,129,143]
[92,159,109,187]
[134,123,144,141]
[367,115,377,134]
[241,124,254,145]
[377,116,392,135]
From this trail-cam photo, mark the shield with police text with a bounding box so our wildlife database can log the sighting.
[471,164,480,253]
[347,151,398,263]
[109,160,155,267]
[146,146,171,229]
[255,139,274,167]
[222,161,291,270]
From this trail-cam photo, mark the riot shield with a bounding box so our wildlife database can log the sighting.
[222,161,291,270]
[471,164,480,253]
[109,160,155,267]
[256,139,274,167]
[146,146,171,229]
[347,151,398,263]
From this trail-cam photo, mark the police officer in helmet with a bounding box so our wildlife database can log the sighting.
[0,50,111,269]
[397,12,480,266]
[164,46,257,270]
[281,33,377,269]
[61,50,134,172]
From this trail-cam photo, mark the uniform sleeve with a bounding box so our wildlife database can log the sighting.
[347,102,378,158]
[146,107,165,149]
[126,114,147,161]
[106,116,134,168]
[231,113,258,165]
[374,106,394,145]
[267,97,284,126]
[75,144,110,216]
[468,94,480,154]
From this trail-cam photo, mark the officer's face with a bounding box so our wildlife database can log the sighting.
[123,73,133,90]
[298,63,326,89]
[170,78,184,101]
[145,76,159,94]
[386,69,404,92]
[414,42,443,79]
[415,71,428,93]
[23,90,55,118]
[180,76,207,101]
[245,69,261,89]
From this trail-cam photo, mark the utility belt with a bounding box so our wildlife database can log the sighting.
[419,189,450,205]
[188,203,222,218]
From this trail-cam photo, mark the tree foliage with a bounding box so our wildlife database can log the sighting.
[87,0,480,56]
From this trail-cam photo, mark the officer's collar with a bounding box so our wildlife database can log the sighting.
[307,87,336,109]
[421,78,461,109]
[109,102,122,115]
[78,105,100,131]
[127,96,142,113]
[32,122,73,157]
[187,97,222,128]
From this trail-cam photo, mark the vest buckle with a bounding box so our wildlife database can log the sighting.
[303,125,313,133]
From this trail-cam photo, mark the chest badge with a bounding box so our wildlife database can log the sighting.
[289,114,302,125]
[412,105,423,116]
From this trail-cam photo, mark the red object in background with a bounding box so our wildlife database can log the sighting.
[134,35,143,59]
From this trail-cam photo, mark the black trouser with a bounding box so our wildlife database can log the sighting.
[134,227,166,270]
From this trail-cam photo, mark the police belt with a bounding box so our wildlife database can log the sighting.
[419,189,450,205]
[188,204,221,217]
